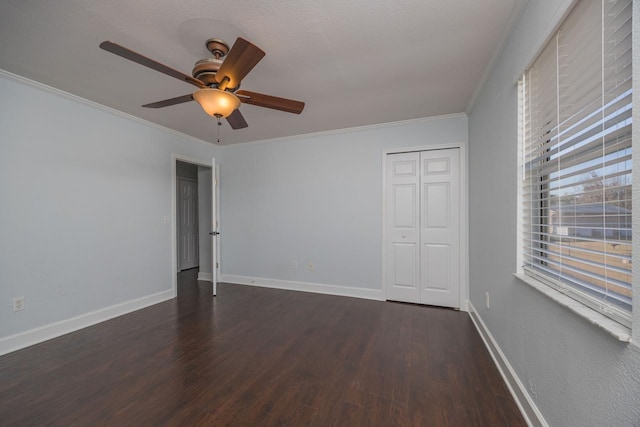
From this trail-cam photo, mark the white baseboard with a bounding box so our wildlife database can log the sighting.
[197,272,213,282]
[468,302,548,427]
[0,289,175,356]
[221,274,385,301]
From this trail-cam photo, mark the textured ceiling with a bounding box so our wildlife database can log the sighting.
[0,0,524,145]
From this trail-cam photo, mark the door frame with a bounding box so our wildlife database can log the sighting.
[381,143,468,311]
[214,163,221,290]
[171,154,218,297]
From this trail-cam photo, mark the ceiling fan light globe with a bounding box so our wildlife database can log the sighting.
[193,88,240,118]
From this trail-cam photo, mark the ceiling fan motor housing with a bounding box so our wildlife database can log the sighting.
[192,38,232,87]
[192,58,223,86]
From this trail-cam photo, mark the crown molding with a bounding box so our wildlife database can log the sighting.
[222,113,469,148]
[466,0,529,115]
[0,68,467,149]
[0,68,214,147]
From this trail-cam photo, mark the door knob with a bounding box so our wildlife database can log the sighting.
[209,231,220,236]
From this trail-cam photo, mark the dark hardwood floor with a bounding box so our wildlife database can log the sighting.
[0,269,525,426]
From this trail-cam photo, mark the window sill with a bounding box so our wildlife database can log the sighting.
[513,273,631,342]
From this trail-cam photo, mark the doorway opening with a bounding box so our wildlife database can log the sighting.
[172,155,219,297]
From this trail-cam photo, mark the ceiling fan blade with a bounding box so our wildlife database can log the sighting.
[236,90,305,114]
[215,38,265,90]
[226,109,248,129]
[142,94,194,108]
[99,41,205,89]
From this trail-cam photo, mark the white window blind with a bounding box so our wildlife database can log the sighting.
[521,0,632,326]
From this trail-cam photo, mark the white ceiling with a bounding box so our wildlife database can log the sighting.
[0,0,524,145]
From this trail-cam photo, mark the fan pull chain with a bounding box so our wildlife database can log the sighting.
[216,116,222,144]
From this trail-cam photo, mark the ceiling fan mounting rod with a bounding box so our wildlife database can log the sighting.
[205,38,230,59]
[217,76,231,91]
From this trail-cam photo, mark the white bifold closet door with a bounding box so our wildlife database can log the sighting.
[385,149,460,308]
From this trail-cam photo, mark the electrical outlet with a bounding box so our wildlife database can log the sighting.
[485,291,490,309]
[13,297,24,312]
[291,260,298,270]
[307,263,314,271]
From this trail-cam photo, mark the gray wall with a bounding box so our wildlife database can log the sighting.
[176,161,198,180]
[0,74,220,340]
[219,115,467,291]
[467,0,640,425]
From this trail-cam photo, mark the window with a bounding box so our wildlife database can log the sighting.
[520,0,632,327]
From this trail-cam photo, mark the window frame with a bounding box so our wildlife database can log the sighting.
[515,0,634,335]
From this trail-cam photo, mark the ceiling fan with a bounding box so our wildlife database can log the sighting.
[99,37,305,130]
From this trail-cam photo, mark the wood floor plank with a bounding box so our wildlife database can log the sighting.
[0,269,526,426]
